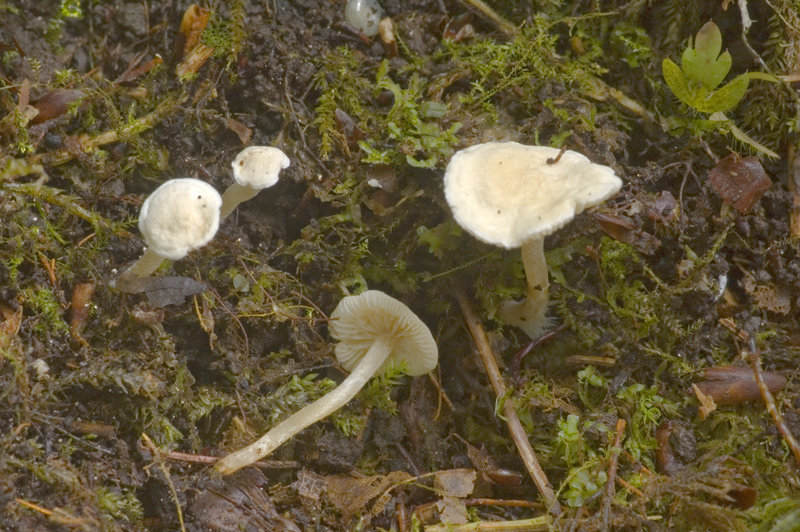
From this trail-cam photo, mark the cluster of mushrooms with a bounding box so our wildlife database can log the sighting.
[118,140,622,475]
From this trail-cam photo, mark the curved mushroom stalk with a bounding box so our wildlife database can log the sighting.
[214,335,394,475]
[118,249,167,281]
[498,237,551,338]
[219,183,260,220]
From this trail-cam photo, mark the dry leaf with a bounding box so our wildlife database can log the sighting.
[325,471,412,517]
[593,212,660,255]
[433,469,476,498]
[292,470,327,501]
[692,383,717,419]
[742,274,791,314]
[70,281,95,345]
[436,497,468,525]
[708,153,771,213]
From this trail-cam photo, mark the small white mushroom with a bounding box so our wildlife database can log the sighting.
[444,142,622,338]
[119,178,222,280]
[214,290,438,475]
[345,0,383,37]
[219,146,290,220]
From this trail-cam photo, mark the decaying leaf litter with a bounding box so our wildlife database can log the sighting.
[1,0,800,530]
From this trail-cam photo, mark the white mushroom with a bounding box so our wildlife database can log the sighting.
[214,290,438,475]
[444,141,622,338]
[119,178,222,280]
[219,146,290,220]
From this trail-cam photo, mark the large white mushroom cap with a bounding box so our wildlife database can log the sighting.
[330,290,438,377]
[231,146,290,190]
[139,178,222,260]
[444,142,623,249]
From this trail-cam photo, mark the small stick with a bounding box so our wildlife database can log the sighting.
[788,143,800,238]
[141,434,187,532]
[457,0,516,36]
[748,337,800,464]
[602,418,627,524]
[616,477,644,497]
[454,287,561,515]
[465,498,544,508]
[426,515,551,532]
[136,441,301,469]
[546,146,568,165]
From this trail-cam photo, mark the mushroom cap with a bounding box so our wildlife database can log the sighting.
[330,290,438,377]
[231,146,291,190]
[444,142,623,249]
[139,178,222,260]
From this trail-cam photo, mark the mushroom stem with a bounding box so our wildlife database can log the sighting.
[219,183,259,220]
[118,248,167,280]
[214,335,395,475]
[498,237,550,338]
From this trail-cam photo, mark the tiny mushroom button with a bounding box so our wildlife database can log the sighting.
[444,141,622,338]
[118,178,222,280]
[219,146,291,220]
[214,290,438,475]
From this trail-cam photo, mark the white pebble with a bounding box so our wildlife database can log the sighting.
[345,0,383,37]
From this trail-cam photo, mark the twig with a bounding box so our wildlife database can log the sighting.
[616,477,644,497]
[465,498,544,508]
[453,287,561,515]
[426,515,552,532]
[602,418,627,526]
[747,337,800,464]
[136,440,301,469]
[141,433,187,532]
[788,142,800,238]
[457,0,516,36]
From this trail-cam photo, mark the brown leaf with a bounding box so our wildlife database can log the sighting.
[226,118,252,145]
[70,281,95,344]
[708,153,771,213]
[177,4,210,60]
[742,273,792,314]
[694,366,786,405]
[31,89,86,125]
[593,213,660,254]
[648,190,679,222]
[325,471,412,517]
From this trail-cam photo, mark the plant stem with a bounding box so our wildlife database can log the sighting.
[214,335,394,475]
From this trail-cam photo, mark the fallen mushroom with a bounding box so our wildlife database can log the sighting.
[444,142,622,338]
[118,178,222,280]
[220,146,290,220]
[214,290,438,475]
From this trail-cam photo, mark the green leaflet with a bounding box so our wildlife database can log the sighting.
[663,57,749,114]
[680,21,730,90]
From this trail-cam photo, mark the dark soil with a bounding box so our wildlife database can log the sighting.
[1,0,799,531]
